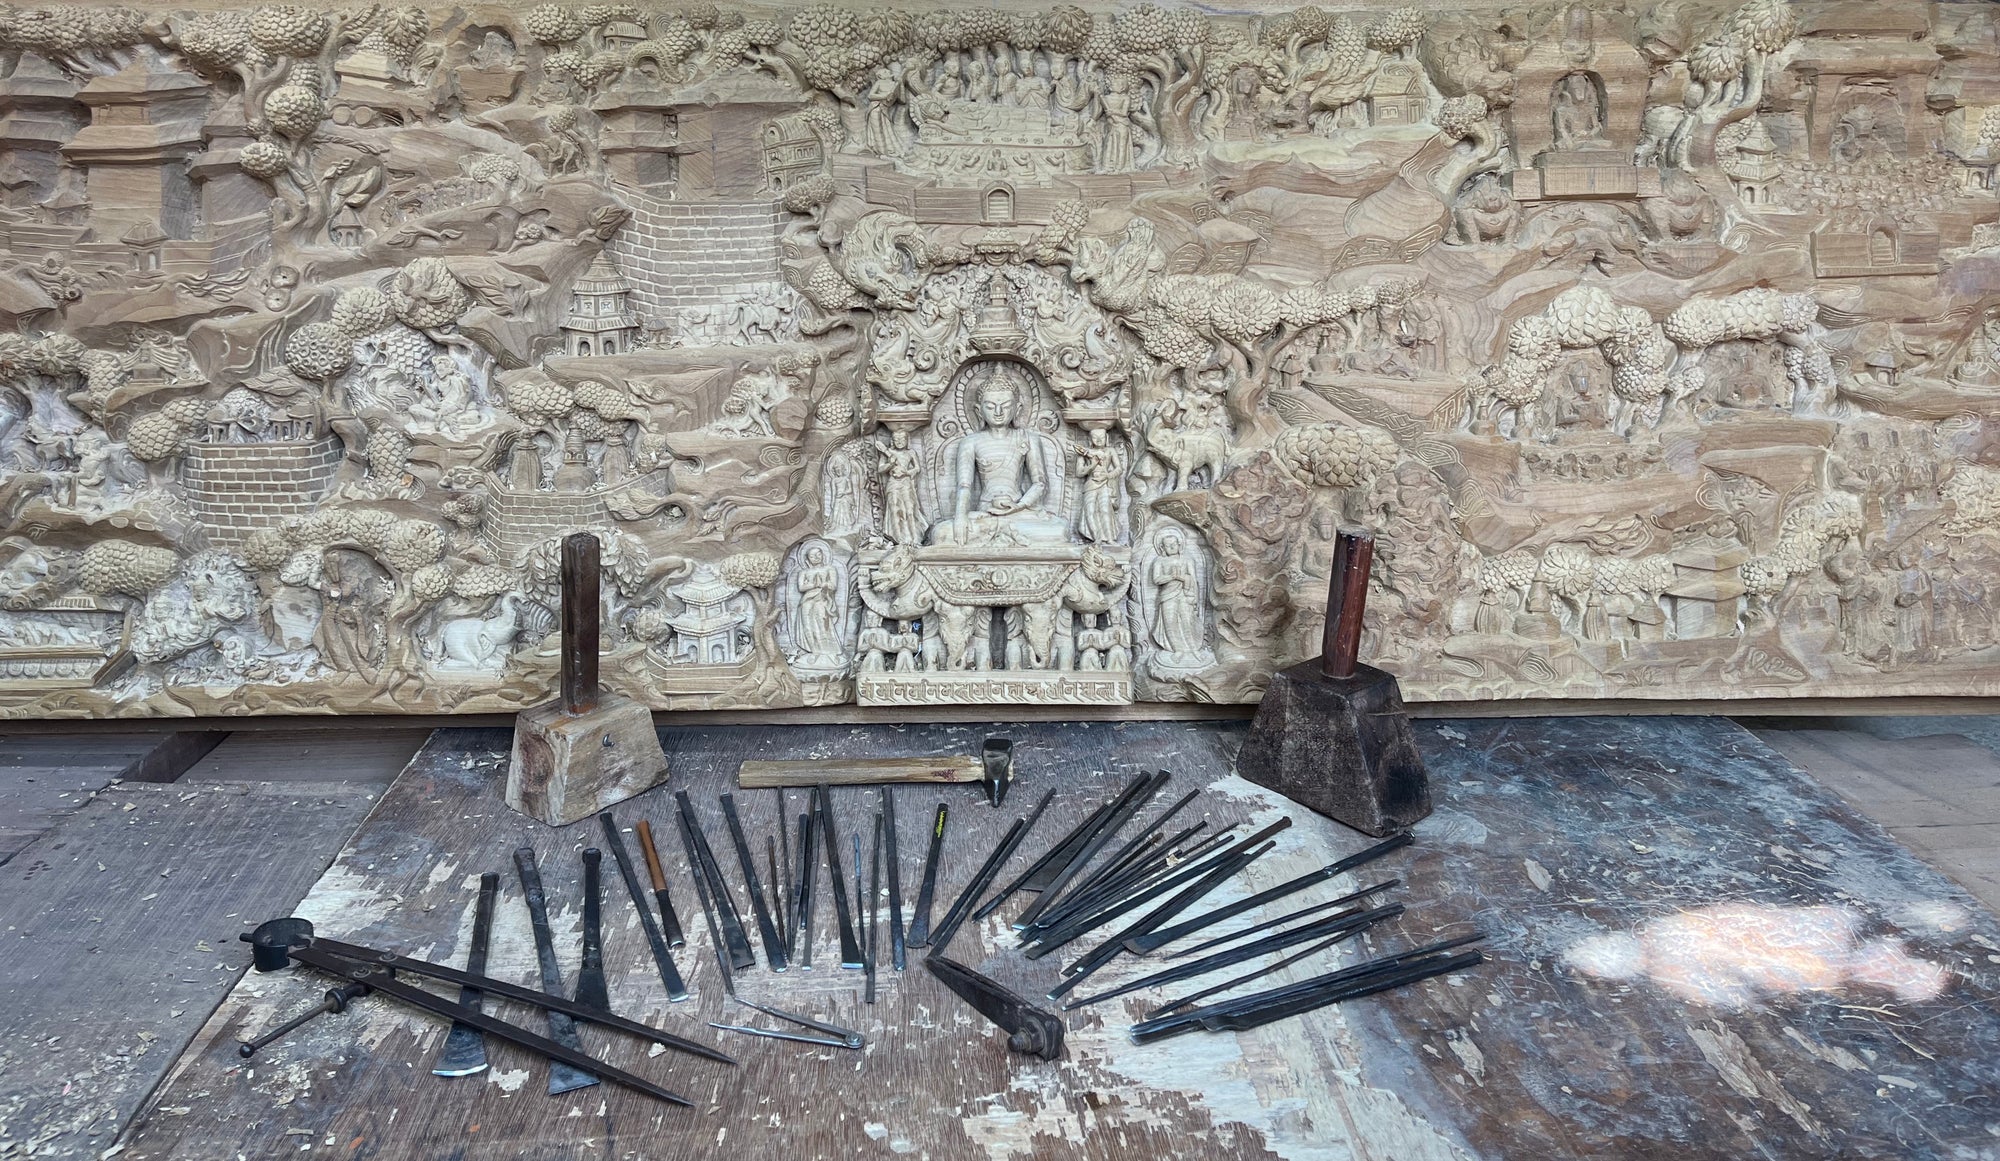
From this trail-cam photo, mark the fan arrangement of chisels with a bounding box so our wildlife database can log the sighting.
[237,743,1484,1106]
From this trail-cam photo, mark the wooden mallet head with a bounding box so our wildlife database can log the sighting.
[1320,528,1374,680]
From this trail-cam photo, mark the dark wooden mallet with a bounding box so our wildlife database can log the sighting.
[1235,524,1430,837]
[503,530,670,826]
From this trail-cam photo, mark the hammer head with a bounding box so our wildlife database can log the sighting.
[981,738,1014,807]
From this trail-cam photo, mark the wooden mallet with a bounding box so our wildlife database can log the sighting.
[503,532,672,826]
[1235,528,1431,837]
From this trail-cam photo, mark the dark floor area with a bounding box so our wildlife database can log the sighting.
[2,714,1997,1159]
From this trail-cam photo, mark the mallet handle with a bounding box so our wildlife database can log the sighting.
[561,532,600,715]
[1321,529,1374,679]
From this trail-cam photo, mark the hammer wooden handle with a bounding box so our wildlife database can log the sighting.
[738,756,983,789]
[560,533,601,716]
[635,818,667,892]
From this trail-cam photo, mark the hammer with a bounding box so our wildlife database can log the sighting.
[738,737,1014,807]
[1235,524,1431,836]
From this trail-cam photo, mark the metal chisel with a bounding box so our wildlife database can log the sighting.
[512,846,599,1095]
[432,871,499,1077]
[818,784,866,969]
[904,802,948,948]
[574,848,611,1014]
[632,819,686,948]
[719,793,788,971]
[599,812,690,1002]
[883,787,906,970]
[676,791,756,972]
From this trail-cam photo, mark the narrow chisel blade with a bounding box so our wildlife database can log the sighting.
[677,791,756,971]
[818,784,866,969]
[904,802,948,948]
[883,787,906,971]
[720,793,788,971]
[599,812,690,1003]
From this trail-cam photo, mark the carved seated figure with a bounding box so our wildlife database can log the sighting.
[1075,612,1133,671]
[1451,173,1516,246]
[858,621,923,672]
[1646,171,1714,242]
[929,377,1069,547]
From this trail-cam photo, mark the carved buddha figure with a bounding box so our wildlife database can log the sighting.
[933,372,1068,547]
[1551,72,1606,152]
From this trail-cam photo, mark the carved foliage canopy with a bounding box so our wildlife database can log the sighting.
[1,0,1998,717]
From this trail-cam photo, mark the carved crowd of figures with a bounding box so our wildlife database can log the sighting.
[2,0,2000,718]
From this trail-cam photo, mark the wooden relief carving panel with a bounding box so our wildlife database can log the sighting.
[1,0,1997,718]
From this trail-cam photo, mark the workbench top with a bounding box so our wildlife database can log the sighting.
[116,718,2000,1160]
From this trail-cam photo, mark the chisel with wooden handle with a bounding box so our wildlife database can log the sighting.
[633,819,686,948]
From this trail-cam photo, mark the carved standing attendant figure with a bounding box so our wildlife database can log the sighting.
[864,67,904,157]
[1099,76,1140,172]
[1148,532,1206,668]
[879,429,926,545]
[1073,428,1126,543]
[793,546,845,668]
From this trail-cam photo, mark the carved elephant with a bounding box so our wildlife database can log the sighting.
[1019,552,1131,671]
[856,552,981,671]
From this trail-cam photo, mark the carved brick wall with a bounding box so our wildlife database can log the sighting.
[181,438,344,549]
[604,190,785,318]
[1,0,1999,719]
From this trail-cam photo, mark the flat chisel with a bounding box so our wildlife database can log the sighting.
[512,846,599,1095]
[573,847,611,1015]
[676,791,756,971]
[883,787,906,970]
[818,784,865,969]
[600,812,690,1002]
[904,802,948,948]
[431,871,498,1077]
[719,793,788,971]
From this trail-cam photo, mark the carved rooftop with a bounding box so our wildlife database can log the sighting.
[0,0,1993,718]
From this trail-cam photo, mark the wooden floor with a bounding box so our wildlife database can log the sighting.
[1743,717,2000,912]
[3,715,1998,1160]
[174,728,432,784]
[0,731,226,864]
[0,729,422,1159]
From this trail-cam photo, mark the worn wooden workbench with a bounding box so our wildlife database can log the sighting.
[116,719,2000,1160]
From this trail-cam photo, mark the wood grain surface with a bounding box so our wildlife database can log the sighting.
[0,731,224,863]
[113,720,2000,1161]
[0,779,382,1158]
[737,754,984,788]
